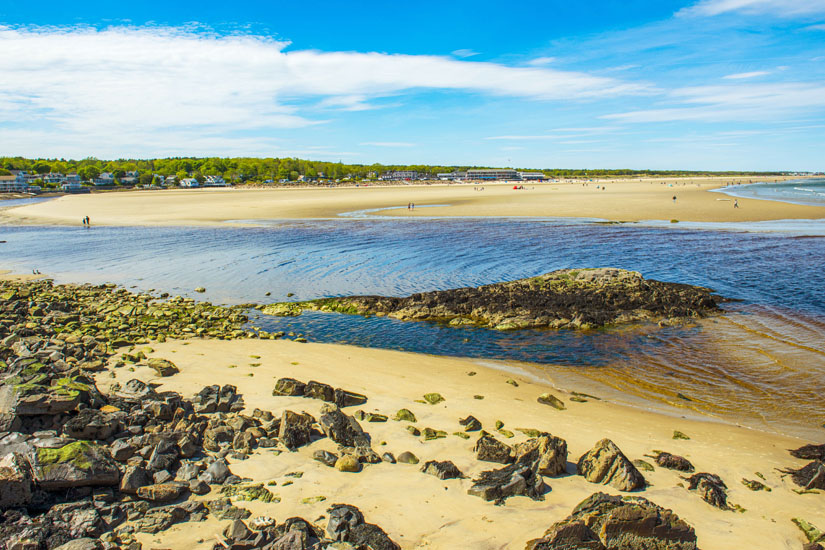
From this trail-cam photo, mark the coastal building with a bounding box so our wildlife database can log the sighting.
[437,171,467,181]
[60,182,90,193]
[0,175,29,193]
[466,169,519,180]
[203,175,229,187]
[518,172,546,181]
[380,170,419,181]
[94,173,115,186]
[164,175,178,186]
[180,178,200,188]
[120,171,139,185]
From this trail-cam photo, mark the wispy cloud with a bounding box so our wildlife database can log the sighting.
[678,0,825,17]
[359,142,415,147]
[604,82,825,123]
[0,25,649,156]
[723,70,770,79]
[525,57,557,66]
[451,49,479,58]
[485,126,622,140]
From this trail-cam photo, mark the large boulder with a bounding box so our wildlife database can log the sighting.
[62,409,120,441]
[468,462,545,503]
[474,435,514,464]
[319,404,370,447]
[326,504,399,550]
[279,410,316,450]
[527,492,698,550]
[514,434,568,477]
[0,452,32,509]
[304,381,336,402]
[27,440,120,489]
[147,358,179,377]
[577,439,645,491]
[273,378,306,397]
[421,460,464,480]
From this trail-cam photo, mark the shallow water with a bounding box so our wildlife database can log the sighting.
[2,219,824,437]
[714,178,825,207]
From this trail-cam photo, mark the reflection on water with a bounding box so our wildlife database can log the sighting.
[2,219,824,437]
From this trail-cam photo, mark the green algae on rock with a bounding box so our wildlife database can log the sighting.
[259,268,723,331]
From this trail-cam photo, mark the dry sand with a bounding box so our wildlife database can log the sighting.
[3,177,824,226]
[95,338,823,550]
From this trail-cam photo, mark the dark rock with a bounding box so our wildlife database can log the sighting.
[334,388,368,408]
[781,461,825,490]
[136,481,187,502]
[350,523,400,550]
[319,404,370,447]
[62,409,120,440]
[279,410,315,451]
[474,435,514,464]
[28,440,120,489]
[577,439,646,491]
[109,439,135,462]
[790,443,825,461]
[224,519,253,542]
[205,497,252,520]
[684,472,728,509]
[52,538,103,550]
[514,434,568,477]
[459,415,482,431]
[468,462,545,503]
[202,458,232,484]
[189,479,210,495]
[313,450,338,467]
[273,378,306,397]
[420,460,464,480]
[0,452,32,509]
[655,452,694,472]
[327,503,365,541]
[132,504,189,534]
[119,465,152,494]
[527,492,698,550]
[304,381,335,402]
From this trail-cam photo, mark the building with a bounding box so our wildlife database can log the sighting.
[164,175,178,186]
[380,170,419,181]
[61,182,90,193]
[203,175,229,187]
[94,173,115,186]
[466,169,519,180]
[0,175,29,193]
[180,178,200,188]
[518,172,546,181]
[437,171,467,181]
[120,171,139,185]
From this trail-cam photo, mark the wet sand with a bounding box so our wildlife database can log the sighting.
[2,177,824,226]
[96,338,823,550]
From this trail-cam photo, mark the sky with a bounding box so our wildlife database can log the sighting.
[0,0,824,170]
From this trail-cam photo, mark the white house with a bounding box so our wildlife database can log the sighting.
[94,172,115,186]
[180,178,200,188]
[203,175,228,187]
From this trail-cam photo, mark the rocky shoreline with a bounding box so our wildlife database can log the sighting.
[1,277,822,550]
[260,268,724,330]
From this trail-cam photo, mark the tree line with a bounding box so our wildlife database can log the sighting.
[0,156,789,184]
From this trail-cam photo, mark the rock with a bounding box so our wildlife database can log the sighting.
[423,393,445,405]
[354,410,388,422]
[422,427,447,441]
[741,478,771,491]
[119,465,152,494]
[420,460,464,480]
[319,404,370,447]
[279,410,315,451]
[109,439,135,462]
[136,481,187,502]
[335,455,362,473]
[474,435,514,464]
[790,443,825,461]
[397,451,419,464]
[685,472,728,509]
[633,459,655,472]
[132,504,189,534]
[147,358,179,377]
[273,378,306,397]
[327,503,365,541]
[221,483,278,503]
[334,388,368,408]
[577,439,646,492]
[349,523,400,550]
[654,452,694,472]
[468,462,545,503]
[205,497,252,520]
[459,415,481,431]
[224,519,252,542]
[781,461,825,490]
[537,393,566,410]
[382,452,396,464]
[62,409,120,440]
[514,434,568,477]
[194,287,206,293]
[203,458,232,484]
[672,430,690,440]
[28,440,120,489]
[314,450,339,467]
[393,409,417,422]
[189,479,210,495]
[793,517,825,545]
[0,452,32,509]
[304,380,335,402]
[52,539,103,550]
[527,492,698,550]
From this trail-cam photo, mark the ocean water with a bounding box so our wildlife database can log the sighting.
[714,177,825,207]
[1,218,824,437]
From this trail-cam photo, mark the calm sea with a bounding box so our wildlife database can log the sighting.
[714,177,825,207]
[1,214,824,437]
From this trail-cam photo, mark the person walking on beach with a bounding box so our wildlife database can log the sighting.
[672,195,677,203]
[734,199,739,209]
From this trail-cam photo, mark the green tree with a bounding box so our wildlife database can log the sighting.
[139,173,154,186]
[33,162,51,174]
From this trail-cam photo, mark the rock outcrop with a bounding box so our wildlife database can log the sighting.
[577,439,646,492]
[262,268,723,331]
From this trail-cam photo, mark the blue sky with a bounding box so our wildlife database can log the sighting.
[1,0,824,170]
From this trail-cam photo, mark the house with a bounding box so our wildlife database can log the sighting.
[64,173,81,184]
[518,172,546,181]
[94,173,115,186]
[180,178,200,188]
[203,175,228,187]
[0,175,29,193]
[437,171,467,181]
[43,173,65,184]
[380,170,419,181]
[164,175,178,186]
[61,182,90,194]
[120,170,140,185]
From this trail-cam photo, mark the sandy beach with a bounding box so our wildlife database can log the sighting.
[2,177,824,226]
[89,337,823,550]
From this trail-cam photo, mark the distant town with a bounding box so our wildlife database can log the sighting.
[0,156,816,195]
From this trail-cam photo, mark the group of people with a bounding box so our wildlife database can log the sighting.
[407,203,415,210]
[81,216,90,226]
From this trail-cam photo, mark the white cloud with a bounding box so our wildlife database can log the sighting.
[678,0,825,17]
[604,82,825,123]
[525,57,557,66]
[0,25,649,157]
[359,142,415,147]
[451,49,478,58]
[807,23,825,30]
[485,126,622,140]
[723,70,770,79]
